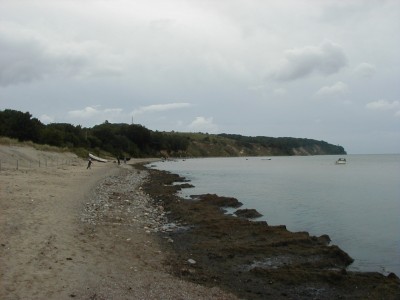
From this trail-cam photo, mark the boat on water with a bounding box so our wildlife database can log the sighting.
[335,158,347,165]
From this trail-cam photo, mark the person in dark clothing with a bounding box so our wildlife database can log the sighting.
[87,157,92,169]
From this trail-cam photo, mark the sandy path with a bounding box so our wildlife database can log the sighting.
[0,160,118,299]
[0,147,237,300]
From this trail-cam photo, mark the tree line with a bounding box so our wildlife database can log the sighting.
[0,109,189,157]
[0,109,346,158]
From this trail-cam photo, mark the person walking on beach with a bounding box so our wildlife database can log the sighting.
[87,157,92,169]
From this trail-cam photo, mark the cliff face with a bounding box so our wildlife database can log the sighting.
[182,135,346,157]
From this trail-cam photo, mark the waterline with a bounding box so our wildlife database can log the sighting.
[151,155,400,275]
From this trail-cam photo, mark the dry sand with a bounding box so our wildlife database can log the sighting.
[0,145,238,300]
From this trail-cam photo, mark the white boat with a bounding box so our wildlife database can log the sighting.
[89,153,108,163]
[335,158,347,165]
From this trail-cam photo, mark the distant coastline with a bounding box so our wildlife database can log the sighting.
[1,109,346,160]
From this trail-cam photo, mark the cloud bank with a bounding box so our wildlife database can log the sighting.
[0,22,122,87]
[0,1,399,153]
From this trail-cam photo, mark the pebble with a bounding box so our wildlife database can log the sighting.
[81,168,190,247]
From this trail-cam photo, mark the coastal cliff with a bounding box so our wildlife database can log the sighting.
[181,133,346,157]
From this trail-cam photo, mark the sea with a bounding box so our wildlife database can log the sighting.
[149,154,400,276]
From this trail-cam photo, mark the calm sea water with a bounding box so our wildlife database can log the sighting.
[150,154,400,275]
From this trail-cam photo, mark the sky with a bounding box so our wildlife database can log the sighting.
[0,0,399,154]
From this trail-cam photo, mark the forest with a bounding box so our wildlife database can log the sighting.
[0,109,346,158]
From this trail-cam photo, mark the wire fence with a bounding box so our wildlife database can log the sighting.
[0,158,83,171]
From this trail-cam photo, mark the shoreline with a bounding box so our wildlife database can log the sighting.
[140,164,400,299]
[0,145,238,299]
[1,144,398,299]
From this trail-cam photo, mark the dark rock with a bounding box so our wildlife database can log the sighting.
[235,208,263,219]
[176,183,195,190]
[191,193,243,208]
[318,234,331,245]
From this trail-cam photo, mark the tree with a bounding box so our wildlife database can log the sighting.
[0,109,43,142]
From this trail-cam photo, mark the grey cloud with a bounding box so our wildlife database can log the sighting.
[0,25,122,87]
[0,33,51,86]
[273,41,347,81]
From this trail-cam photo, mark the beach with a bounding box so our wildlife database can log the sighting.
[1,145,399,299]
[0,145,237,299]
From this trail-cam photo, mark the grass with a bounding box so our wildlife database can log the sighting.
[0,137,121,160]
[0,137,77,155]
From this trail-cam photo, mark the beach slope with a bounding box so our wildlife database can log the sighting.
[0,145,237,299]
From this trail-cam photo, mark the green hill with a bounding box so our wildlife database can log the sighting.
[0,109,346,158]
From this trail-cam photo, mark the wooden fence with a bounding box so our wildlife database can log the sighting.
[0,158,82,171]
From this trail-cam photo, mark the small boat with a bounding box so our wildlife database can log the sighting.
[335,158,347,165]
[89,153,108,163]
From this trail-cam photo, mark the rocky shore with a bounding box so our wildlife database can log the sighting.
[139,165,400,300]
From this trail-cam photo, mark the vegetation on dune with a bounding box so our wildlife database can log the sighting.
[0,109,346,158]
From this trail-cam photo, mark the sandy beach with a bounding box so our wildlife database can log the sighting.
[0,145,237,299]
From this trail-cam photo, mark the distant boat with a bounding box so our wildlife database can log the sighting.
[335,158,347,165]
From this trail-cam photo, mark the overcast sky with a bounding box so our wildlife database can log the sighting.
[1,0,399,154]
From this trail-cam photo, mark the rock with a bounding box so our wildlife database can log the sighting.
[192,194,243,208]
[318,234,331,245]
[234,208,263,219]
[387,272,399,280]
[187,258,196,265]
[176,183,195,190]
